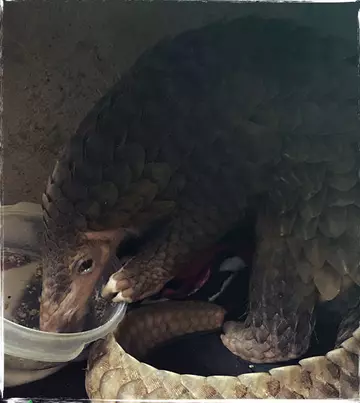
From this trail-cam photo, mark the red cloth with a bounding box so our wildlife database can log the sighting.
[160,237,253,299]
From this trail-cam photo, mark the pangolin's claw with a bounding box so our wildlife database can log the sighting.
[221,320,305,364]
[101,275,133,303]
[221,321,269,362]
[102,265,171,303]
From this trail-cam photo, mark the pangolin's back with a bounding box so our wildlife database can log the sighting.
[42,16,358,238]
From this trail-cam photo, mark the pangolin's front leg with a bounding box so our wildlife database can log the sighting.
[101,177,248,303]
[101,220,180,303]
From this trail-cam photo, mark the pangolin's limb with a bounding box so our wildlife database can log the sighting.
[85,301,360,400]
[221,206,318,363]
[220,117,360,363]
[101,176,249,303]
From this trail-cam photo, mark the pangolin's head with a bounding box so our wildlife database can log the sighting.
[39,222,121,333]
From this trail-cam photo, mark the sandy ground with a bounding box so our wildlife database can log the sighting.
[3,1,359,205]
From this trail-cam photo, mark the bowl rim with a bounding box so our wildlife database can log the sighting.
[4,302,127,362]
[4,300,127,338]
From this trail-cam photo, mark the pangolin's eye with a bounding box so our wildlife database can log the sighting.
[77,259,94,274]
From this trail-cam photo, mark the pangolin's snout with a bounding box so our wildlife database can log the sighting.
[39,280,92,333]
[39,297,85,333]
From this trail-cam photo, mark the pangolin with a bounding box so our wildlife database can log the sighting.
[39,15,360,366]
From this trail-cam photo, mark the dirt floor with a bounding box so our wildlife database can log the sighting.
[2,1,359,205]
